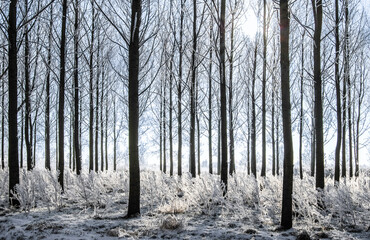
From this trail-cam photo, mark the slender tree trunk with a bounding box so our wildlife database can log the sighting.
[45,3,52,170]
[169,53,174,176]
[24,0,33,171]
[177,0,184,176]
[217,117,221,175]
[334,0,341,183]
[89,0,95,172]
[272,71,276,176]
[101,64,104,172]
[276,111,280,176]
[261,0,267,177]
[58,0,68,192]
[95,34,100,173]
[299,31,305,180]
[127,0,141,217]
[8,0,20,206]
[1,54,5,170]
[159,80,163,172]
[280,0,294,229]
[208,20,213,174]
[105,92,108,171]
[74,0,81,175]
[220,0,228,194]
[229,11,235,175]
[189,0,197,178]
[312,0,324,190]
[113,97,117,171]
[163,76,167,174]
[251,42,258,178]
[247,84,251,176]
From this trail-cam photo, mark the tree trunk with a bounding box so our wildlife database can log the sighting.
[280,0,294,229]
[1,54,5,170]
[261,0,267,177]
[24,0,33,171]
[334,0,341,183]
[220,0,228,194]
[74,0,81,175]
[299,30,305,180]
[113,97,117,171]
[163,75,167,174]
[58,0,68,192]
[95,34,100,173]
[312,0,324,190]
[229,10,235,175]
[169,53,174,176]
[8,0,20,206]
[189,0,197,178]
[208,19,213,175]
[101,63,104,172]
[45,3,52,171]
[251,42,258,178]
[177,0,184,176]
[89,0,95,172]
[127,0,141,217]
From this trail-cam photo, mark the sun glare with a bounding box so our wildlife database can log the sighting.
[240,10,259,38]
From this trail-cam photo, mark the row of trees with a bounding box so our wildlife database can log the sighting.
[1,0,368,227]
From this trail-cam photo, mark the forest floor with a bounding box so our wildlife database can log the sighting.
[0,169,369,239]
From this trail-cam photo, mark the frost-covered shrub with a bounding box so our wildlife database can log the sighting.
[14,169,37,211]
[0,169,8,201]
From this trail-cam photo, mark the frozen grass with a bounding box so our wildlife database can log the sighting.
[0,168,369,239]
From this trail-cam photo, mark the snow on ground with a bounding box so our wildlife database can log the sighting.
[0,169,369,239]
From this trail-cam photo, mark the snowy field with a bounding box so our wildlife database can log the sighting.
[0,169,369,239]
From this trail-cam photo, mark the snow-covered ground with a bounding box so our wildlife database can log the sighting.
[0,169,369,239]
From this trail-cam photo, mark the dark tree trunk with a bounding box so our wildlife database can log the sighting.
[127,0,141,217]
[169,52,174,176]
[113,98,117,171]
[261,0,267,177]
[58,0,68,192]
[312,0,324,190]
[189,0,197,178]
[217,117,221,175]
[74,0,81,175]
[8,0,20,206]
[177,0,184,176]
[334,0,341,183]
[220,0,228,194]
[101,64,104,172]
[1,54,5,170]
[251,42,258,178]
[276,113,280,176]
[89,0,95,172]
[247,84,251,176]
[95,36,100,173]
[299,30,305,180]
[24,0,33,171]
[163,76,167,174]
[208,20,213,175]
[105,92,108,171]
[310,104,315,177]
[45,4,52,171]
[229,11,235,175]
[280,0,294,229]
[159,79,163,172]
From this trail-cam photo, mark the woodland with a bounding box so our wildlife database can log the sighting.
[0,0,369,239]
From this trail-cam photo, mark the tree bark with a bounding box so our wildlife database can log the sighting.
[280,0,294,229]
[312,0,325,190]
[74,0,81,175]
[127,0,141,217]
[8,0,20,206]
[220,0,228,194]
[261,0,267,177]
[208,19,213,174]
[229,10,235,175]
[334,0,341,183]
[251,42,258,178]
[89,0,95,172]
[177,0,184,176]
[58,0,68,192]
[189,0,197,178]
